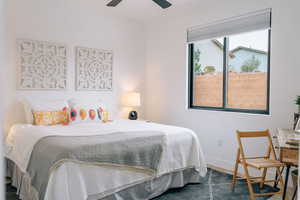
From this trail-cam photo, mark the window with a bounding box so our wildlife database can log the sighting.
[192,38,224,108]
[188,9,271,114]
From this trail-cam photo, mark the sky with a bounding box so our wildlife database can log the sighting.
[217,29,269,52]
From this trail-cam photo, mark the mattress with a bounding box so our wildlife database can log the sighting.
[5,119,207,200]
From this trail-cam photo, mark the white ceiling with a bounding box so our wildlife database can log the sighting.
[101,0,198,23]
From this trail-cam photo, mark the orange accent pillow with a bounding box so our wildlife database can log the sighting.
[33,109,69,126]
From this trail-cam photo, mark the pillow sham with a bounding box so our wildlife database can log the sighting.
[68,99,106,124]
[33,107,69,126]
[21,97,69,125]
[22,98,34,124]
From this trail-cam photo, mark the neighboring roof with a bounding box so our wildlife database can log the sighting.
[231,46,267,55]
[212,39,224,51]
[211,39,235,58]
[209,40,267,57]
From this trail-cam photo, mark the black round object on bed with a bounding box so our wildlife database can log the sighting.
[128,111,138,120]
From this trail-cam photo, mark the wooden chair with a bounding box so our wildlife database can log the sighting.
[232,130,285,200]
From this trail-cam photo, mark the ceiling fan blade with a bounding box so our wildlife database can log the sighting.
[152,0,172,9]
[106,0,123,7]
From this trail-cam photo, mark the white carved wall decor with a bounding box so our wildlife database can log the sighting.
[18,39,67,90]
[76,47,113,91]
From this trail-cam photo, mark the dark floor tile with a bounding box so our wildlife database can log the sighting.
[6,194,19,200]
[6,192,19,200]
[213,194,250,200]
[251,183,279,194]
[213,182,249,196]
[6,185,17,193]
[6,185,19,200]
[153,184,210,200]
[181,183,211,196]
[210,169,234,184]
[199,168,210,184]
[184,183,210,192]
[212,182,276,200]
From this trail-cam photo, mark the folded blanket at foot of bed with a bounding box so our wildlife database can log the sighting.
[27,131,165,200]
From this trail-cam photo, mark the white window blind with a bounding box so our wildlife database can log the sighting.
[187,8,271,43]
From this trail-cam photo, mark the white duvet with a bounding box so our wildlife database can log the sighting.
[5,119,207,200]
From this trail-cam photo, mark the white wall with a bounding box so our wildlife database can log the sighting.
[4,0,146,134]
[145,0,300,170]
[0,0,6,198]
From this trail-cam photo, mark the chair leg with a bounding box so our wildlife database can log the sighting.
[260,168,268,189]
[274,167,284,188]
[275,167,285,195]
[292,186,297,200]
[241,163,255,200]
[232,149,240,192]
[283,165,292,200]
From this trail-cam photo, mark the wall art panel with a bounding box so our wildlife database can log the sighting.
[76,46,113,91]
[18,39,67,90]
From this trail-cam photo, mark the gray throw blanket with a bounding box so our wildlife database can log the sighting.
[26,131,165,200]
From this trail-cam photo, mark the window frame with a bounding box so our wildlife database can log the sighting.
[188,29,271,115]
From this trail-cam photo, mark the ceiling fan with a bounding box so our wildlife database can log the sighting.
[106,0,172,9]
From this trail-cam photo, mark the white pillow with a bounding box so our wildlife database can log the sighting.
[22,97,69,124]
[22,98,34,124]
[68,98,106,124]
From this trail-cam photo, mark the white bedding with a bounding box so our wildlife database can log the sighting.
[6,119,207,200]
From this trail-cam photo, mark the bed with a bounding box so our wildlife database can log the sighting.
[5,119,207,200]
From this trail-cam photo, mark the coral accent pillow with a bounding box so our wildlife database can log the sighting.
[69,106,104,124]
[67,98,106,124]
[33,107,69,126]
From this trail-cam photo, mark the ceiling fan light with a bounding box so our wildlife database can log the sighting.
[106,0,172,9]
[106,0,123,7]
[152,0,172,9]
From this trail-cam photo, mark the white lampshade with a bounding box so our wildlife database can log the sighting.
[122,92,141,107]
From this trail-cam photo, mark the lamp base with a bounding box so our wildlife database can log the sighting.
[128,111,138,120]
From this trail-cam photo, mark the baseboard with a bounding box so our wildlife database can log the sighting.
[206,156,235,172]
[207,164,240,176]
[207,157,295,188]
[206,156,279,178]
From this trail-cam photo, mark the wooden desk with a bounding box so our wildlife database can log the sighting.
[276,128,299,200]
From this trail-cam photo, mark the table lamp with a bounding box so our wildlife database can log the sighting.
[122,92,141,120]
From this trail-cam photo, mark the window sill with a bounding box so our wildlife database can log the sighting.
[188,105,270,115]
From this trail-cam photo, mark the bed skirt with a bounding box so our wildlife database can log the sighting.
[6,159,205,200]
